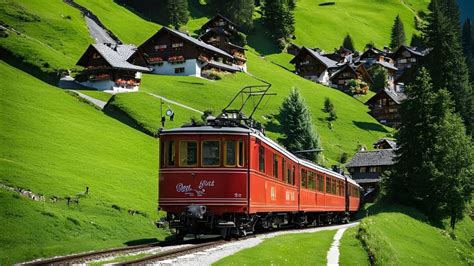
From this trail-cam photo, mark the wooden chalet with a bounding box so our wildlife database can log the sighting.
[366,89,407,128]
[289,47,338,85]
[329,63,373,91]
[346,148,395,201]
[75,43,150,91]
[137,27,241,77]
[390,45,430,82]
[373,138,397,149]
[199,14,247,70]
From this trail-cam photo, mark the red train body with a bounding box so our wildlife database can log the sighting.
[159,126,361,237]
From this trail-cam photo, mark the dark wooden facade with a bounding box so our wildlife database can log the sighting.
[291,48,329,78]
[366,90,406,128]
[330,64,373,90]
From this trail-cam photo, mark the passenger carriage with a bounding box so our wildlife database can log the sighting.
[158,123,361,238]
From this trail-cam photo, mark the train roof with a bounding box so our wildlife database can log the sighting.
[160,126,361,188]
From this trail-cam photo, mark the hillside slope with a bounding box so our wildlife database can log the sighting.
[0,61,163,264]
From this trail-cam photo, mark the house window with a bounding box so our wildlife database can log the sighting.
[92,53,101,59]
[360,167,366,173]
[172,42,184,50]
[399,59,407,64]
[369,166,378,173]
[175,67,185,74]
[259,146,265,172]
[389,108,397,113]
[154,44,167,51]
[179,141,198,167]
[273,154,279,178]
[202,140,220,166]
[410,58,417,63]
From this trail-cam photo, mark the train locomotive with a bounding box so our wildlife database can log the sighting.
[158,84,361,238]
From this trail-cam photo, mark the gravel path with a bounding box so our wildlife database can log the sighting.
[326,227,348,265]
[147,92,204,115]
[70,90,107,109]
[152,222,359,265]
[85,16,116,44]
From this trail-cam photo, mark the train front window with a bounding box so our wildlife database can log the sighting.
[179,141,197,166]
[202,140,220,166]
[259,146,265,172]
[225,140,237,166]
[273,154,278,178]
[163,140,175,167]
[237,140,244,167]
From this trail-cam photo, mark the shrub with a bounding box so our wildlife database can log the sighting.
[323,97,334,113]
[348,79,369,95]
[201,69,224,80]
[340,152,349,163]
[328,108,337,121]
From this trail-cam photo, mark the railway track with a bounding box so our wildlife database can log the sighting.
[20,238,218,265]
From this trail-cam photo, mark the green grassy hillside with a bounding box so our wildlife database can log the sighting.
[0,61,164,264]
[357,203,474,265]
[292,0,429,51]
[0,0,91,76]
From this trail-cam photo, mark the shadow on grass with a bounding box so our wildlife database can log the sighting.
[246,19,280,56]
[353,121,389,133]
[178,80,206,86]
[123,238,159,246]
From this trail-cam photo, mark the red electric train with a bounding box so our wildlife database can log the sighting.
[158,118,361,238]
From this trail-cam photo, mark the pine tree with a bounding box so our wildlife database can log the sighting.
[342,34,355,51]
[262,0,295,41]
[166,0,189,29]
[390,15,406,50]
[462,19,474,81]
[207,0,255,30]
[423,0,473,135]
[279,88,322,163]
[385,68,473,228]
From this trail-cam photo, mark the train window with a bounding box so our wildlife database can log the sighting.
[287,166,291,185]
[273,154,279,178]
[290,166,295,185]
[179,141,198,167]
[163,140,175,166]
[301,169,307,188]
[317,174,324,192]
[332,179,337,195]
[282,158,286,182]
[308,171,315,190]
[224,140,237,166]
[326,177,331,193]
[237,140,244,167]
[259,146,265,172]
[202,140,220,166]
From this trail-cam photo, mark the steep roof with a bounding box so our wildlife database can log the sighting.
[375,60,397,71]
[373,138,397,149]
[391,45,431,58]
[346,149,396,167]
[142,27,233,59]
[76,44,151,72]
[200,14,238,31]
[367,89,407,105]
[290,47,337,68]
[203,60,241,72]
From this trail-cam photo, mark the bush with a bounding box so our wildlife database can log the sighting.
[323,97,334,113]
[348,79,369,95]
[201,69,224,80]
[328,108,337,121]
[340,152,349,163]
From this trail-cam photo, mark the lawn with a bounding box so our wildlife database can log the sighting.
[339,226,369,266]
[75,89,114,102]
[0,0,91,75]
[0,61,165,264]
[214,230,336,265]
[356,202,473,265]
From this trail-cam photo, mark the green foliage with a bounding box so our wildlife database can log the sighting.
[368,65,388,92]
[262,0,295,42]
[462,19,474,81]
[207,0,255,31]
[166,0,189,29]
[215,230,336,265]
[328,108,338,121]
[279,88,322,162]
[339,152,349,164]
[342,33,355,51]
[385,68,474,228]
[323,97,334,113]
[390,14,406,50]
[423,0,473,135]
